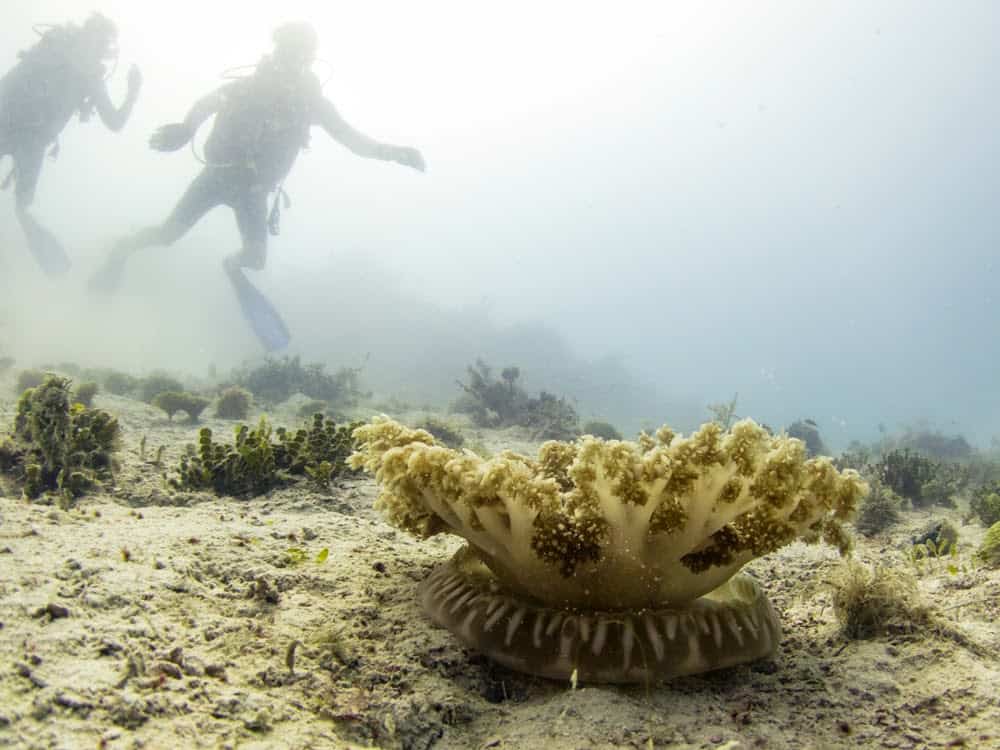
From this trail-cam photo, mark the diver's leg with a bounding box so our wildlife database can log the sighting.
[223,186,290,350]
[12,143,71,276]
[118,168,223,253]
[11,144,42,210]
[226,185,269,271]
[89,169,223,293]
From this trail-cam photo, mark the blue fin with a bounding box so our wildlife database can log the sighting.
[226,265,291,352]
[20,213,70,277]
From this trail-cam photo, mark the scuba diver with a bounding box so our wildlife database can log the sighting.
[0,13,142,276]
[88,21,425,351]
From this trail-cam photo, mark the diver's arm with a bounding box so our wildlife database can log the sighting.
[149,84,232,152]
[316,98,425,171]
[93,64,143,132]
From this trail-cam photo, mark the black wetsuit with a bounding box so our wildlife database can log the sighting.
[0,28,105,208]
[154,62,322,266]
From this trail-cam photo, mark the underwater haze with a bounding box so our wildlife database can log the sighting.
[1,0,999,447]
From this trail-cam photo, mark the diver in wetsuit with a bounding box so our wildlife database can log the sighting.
[88,21,425,350]
[0,13,142,276]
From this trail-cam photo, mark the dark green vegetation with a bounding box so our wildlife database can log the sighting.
[73,381,99,408]
[99,369,140,396]
[47,366,180,401]
[231,355,368,409]
[214,386,253,420]
[414,416,466,448]
[910,519,959,551]
[854,480,904,536]
[171,414,361,497]
[15,368,47,394]
[16,366,196,408]
[836,444,971,511]
[786,419,828,457]
[0,376,120,501]
[452,359,580,440]
[876,449,943,507]
[297,399,331,420]
[977,521,1000,566]
[581,420,622,440]
[39,361,84,376]
[152,391,211,422]
[887,425,973,461]
[970,483,1000,527]
[139,373,186,404]
[837,424,1000,549]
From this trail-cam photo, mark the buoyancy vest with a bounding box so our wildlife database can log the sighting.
[203,58,322,189]
[0,26,104,144]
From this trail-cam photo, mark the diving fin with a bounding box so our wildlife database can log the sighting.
[18,211,71,277]
[224,261,291,352]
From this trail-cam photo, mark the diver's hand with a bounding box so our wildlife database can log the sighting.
[149,123,192,152]
[126,64,143,94]
[391,145,426,173]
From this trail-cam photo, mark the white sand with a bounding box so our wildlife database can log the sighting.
[1,385,998,750]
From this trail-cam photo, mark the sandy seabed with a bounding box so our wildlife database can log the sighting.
[1,385,999,750]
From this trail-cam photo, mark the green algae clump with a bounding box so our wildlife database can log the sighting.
[854,480,904,536]
[4,376,120,500]
[152,391,211,422]
[215,386,253,420]
[975,521,1000,567]
[171,413,360,497]
[827,561,933,639]
[970,485,1000,528]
